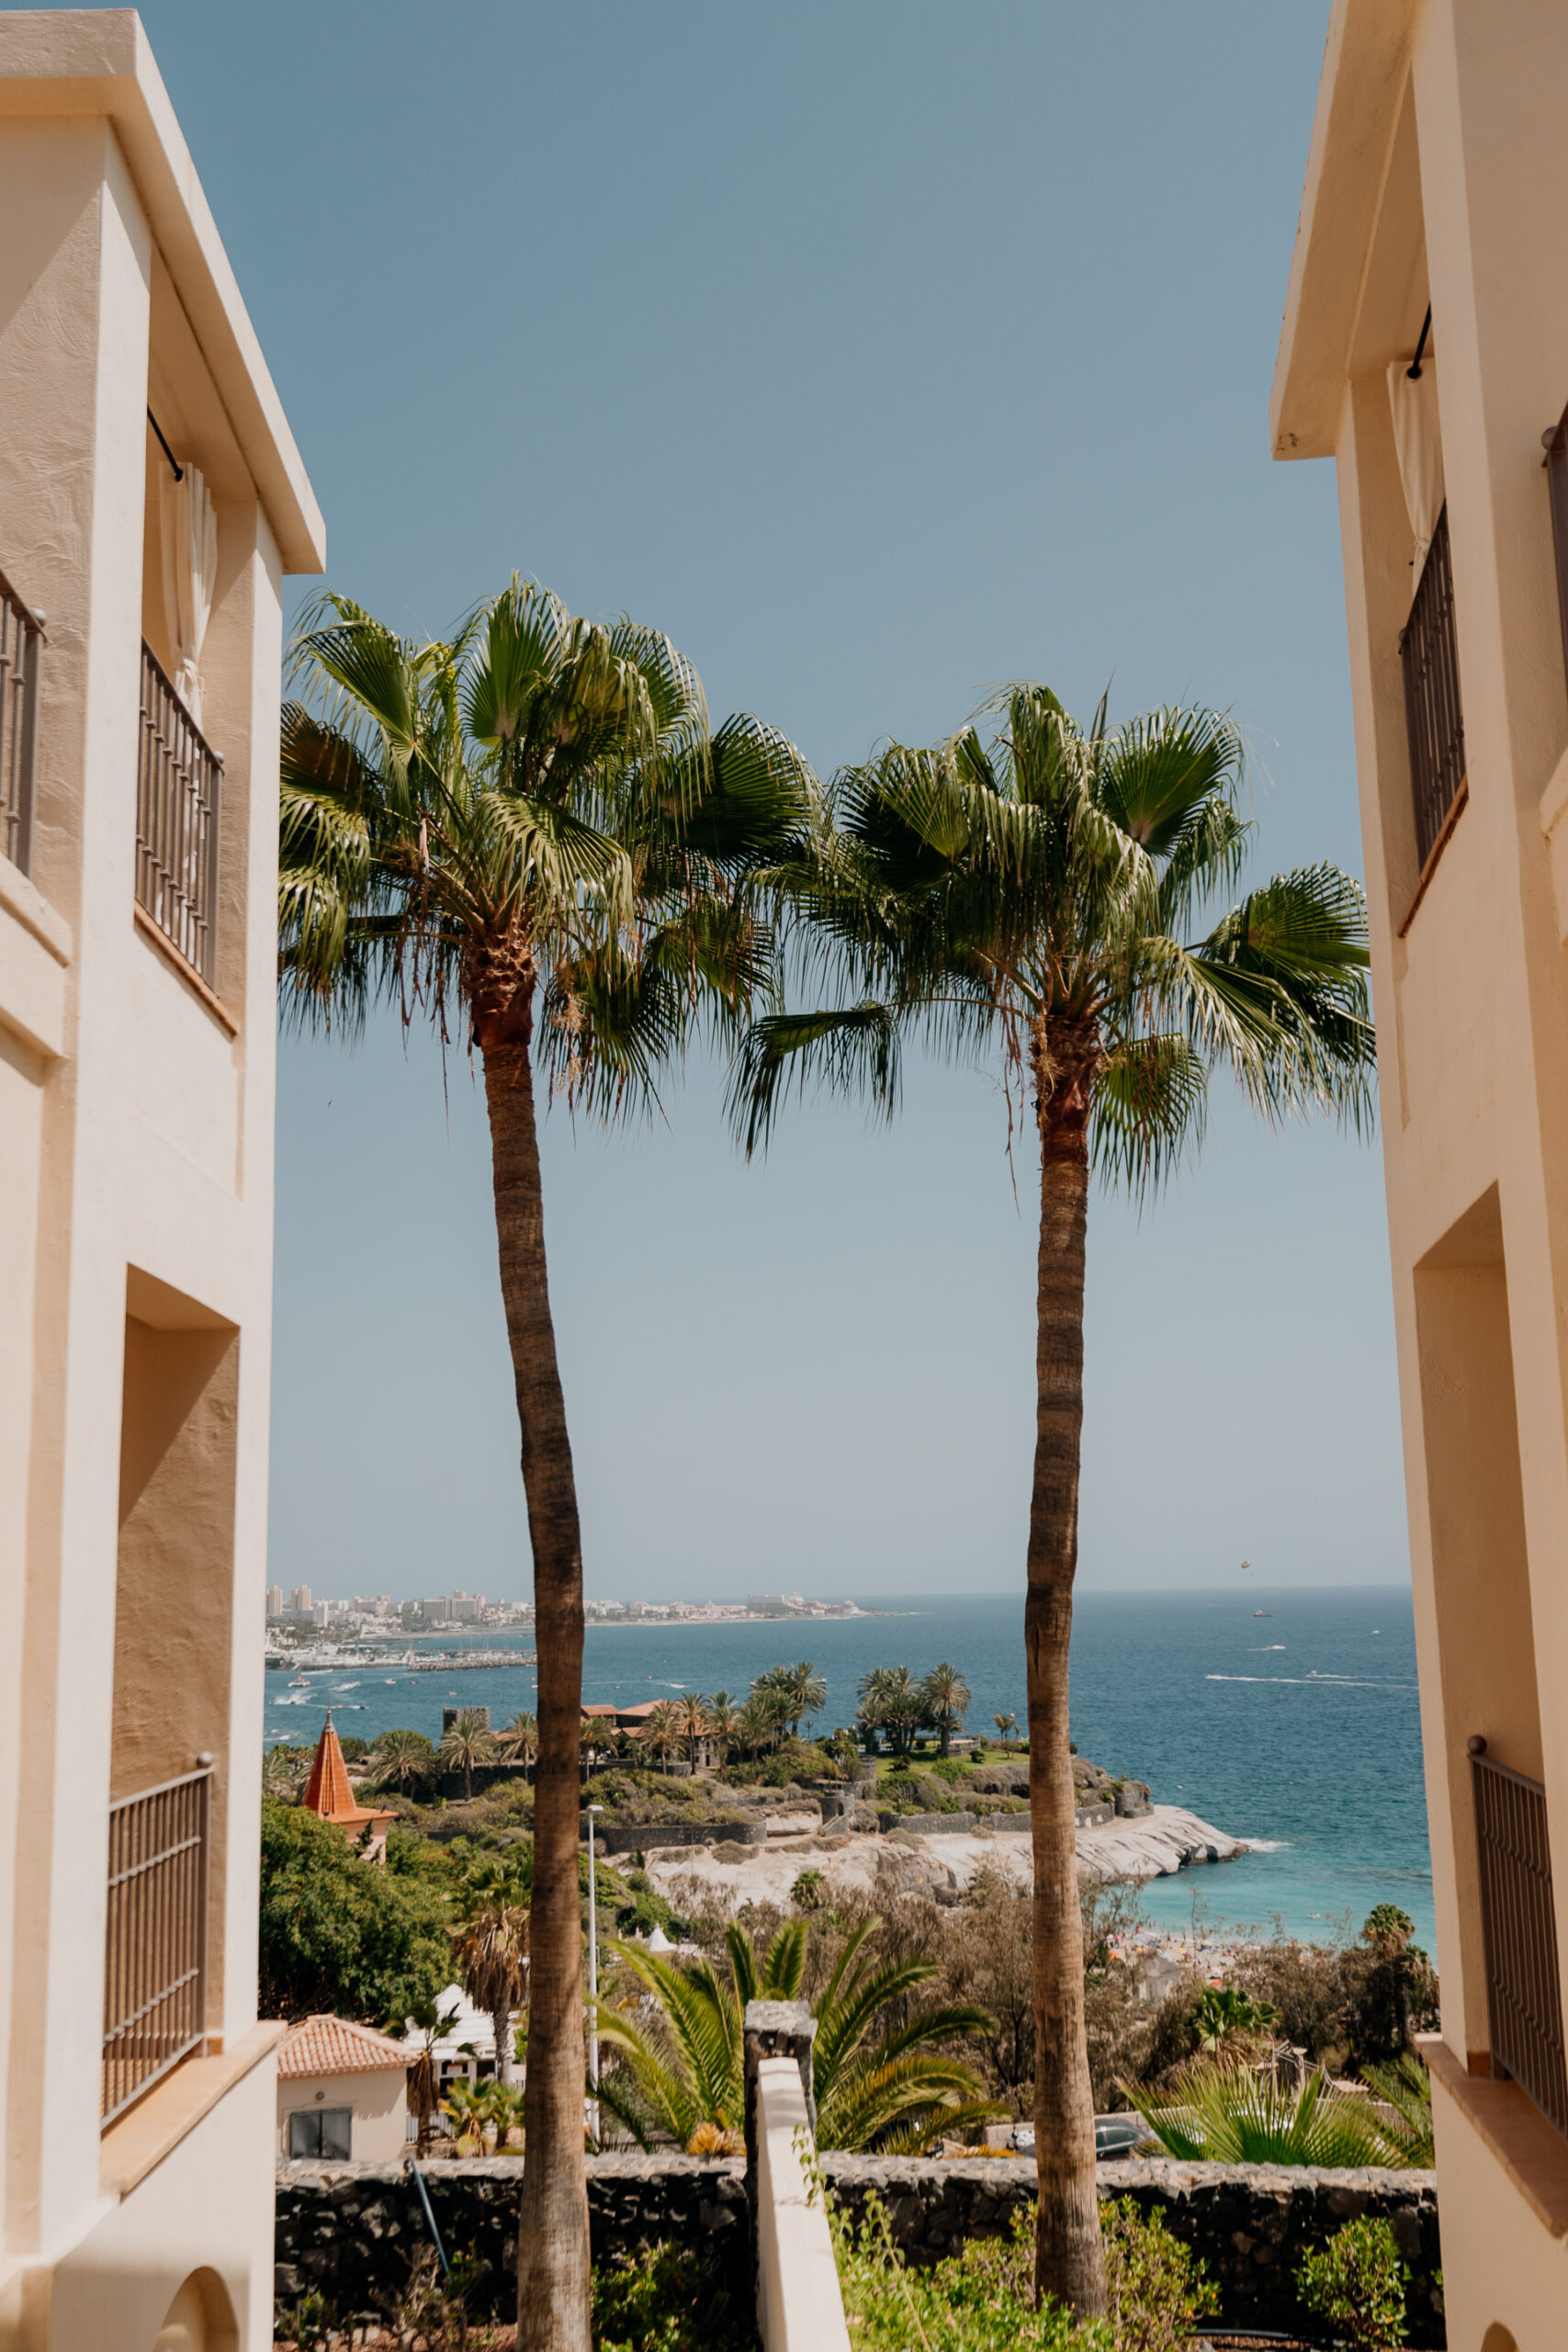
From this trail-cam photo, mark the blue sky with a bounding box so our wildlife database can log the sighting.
[118,1,1406,1600]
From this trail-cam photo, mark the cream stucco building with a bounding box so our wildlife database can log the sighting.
[276,2019,411,2167]
[1273,3,1568,2344]
[0,13,322,2350]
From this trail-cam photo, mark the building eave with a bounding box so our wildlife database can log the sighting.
[0,10,325,572]
[1269,0,1416,462]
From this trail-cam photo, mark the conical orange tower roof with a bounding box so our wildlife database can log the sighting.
[302,1712,395,1835]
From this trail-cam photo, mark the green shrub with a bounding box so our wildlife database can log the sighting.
[1296,2216,1408,2352]
[827,2186,1217,2352]
[592,2240,755,2350]
[832,2194,1100,2351]
[1101,2198,1217,2352]
[615,1885,677,1938]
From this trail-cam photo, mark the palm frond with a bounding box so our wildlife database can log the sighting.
[1091,1034,1208,1194]
[727,1003,901,1158]
[1130,2062,1408,2167]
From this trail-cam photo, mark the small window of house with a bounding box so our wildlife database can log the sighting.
[288,2107,352,2160]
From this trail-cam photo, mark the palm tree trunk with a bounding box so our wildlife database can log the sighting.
[494,2004,513,2087]
[1026,1043,1107,2320]
[481,1039,591,2352]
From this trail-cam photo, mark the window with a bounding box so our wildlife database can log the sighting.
[1545,400,1568,695]
[288,2106,352,2160]
[1399,505,1466,873]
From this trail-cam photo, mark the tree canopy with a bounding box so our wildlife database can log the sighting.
[258,1798,451,2024]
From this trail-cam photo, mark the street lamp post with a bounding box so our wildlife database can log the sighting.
[586,1802,602,2143]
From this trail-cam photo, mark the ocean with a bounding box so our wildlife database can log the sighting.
[266,1584,1433,1949]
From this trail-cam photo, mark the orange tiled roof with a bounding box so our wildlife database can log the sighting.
[277,2014,412,2078]
[301,1713,395,1831]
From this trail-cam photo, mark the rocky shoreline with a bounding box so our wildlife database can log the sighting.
[633,1801,1247,1914]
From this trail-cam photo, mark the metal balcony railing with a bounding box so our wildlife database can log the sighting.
[1,568,43,875]
[1400,503,1466,873]
[1472,1743,1568,2138]
[135,641,221,987]
[102,1761,212,2126]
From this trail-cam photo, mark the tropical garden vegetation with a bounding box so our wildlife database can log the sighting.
[727,689,1376,2313]
[827,2188,1216,2352]
[277,578,818,2352]
[594,1915,999,2154]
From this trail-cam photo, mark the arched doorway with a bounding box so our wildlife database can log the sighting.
[152,2269,239,2352]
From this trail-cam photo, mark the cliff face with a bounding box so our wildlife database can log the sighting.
[969,1753,1155,1821]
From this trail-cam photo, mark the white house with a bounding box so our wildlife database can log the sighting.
[276,2018,411,2165]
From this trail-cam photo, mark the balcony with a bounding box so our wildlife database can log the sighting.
[1,565,42,876]
[102,1760,212,2127]
[135,639,222,990]
[1471,1741,1568,2138]
[1399,504,1466,909]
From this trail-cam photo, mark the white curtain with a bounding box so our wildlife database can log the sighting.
[1387,358,1445,570]
[159,465,218,727]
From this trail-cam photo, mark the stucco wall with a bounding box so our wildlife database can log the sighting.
[46,2053,276,2352]
[0,10,321,2321]
[1269,4,1568,2343]
[277,2070,409,2165]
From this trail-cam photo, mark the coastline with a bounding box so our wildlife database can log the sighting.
[637,1803,1247,1915]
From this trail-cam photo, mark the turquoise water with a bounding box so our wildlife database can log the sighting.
[265,1584,1432,1948]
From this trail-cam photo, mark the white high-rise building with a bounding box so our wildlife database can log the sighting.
[289,1583,311,1615]
[265,1585,284,1619]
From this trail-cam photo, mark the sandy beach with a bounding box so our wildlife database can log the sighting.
[633,1804,1246,1916]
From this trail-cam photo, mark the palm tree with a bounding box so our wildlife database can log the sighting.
[675,1691,709,1769]
[1131,2061,1412,2167]
[263,1743,309,1801]
[595,1917,998,2154]
[1192,1985,1280,2054]
[369,1727,434,1796]
[731,690,1373,2315]
[639,1701,684,1775]
[279,579,817,2352]
[454,1860,531,2086]
[921,1663,972,1758]
[400,1996,467,2154]
[993,1713,1018,1745]
[438,1709,500,1802]
[765,1660,828,1738]
[1361,2052,1436,2166]
[705,1691,739,1766]
[855,1666,897,1757]
[733,1692,779,1758]
[498,1712,539,1782]
[863,1665,921,1757]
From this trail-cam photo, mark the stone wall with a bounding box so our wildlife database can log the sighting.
[274,2155,748,2328]
[821,2154,1444,2347]
[274,2153,1443,2343]
[593,1815,767,1851]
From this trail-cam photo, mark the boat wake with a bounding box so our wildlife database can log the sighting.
[1205,1673,1415,1689]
